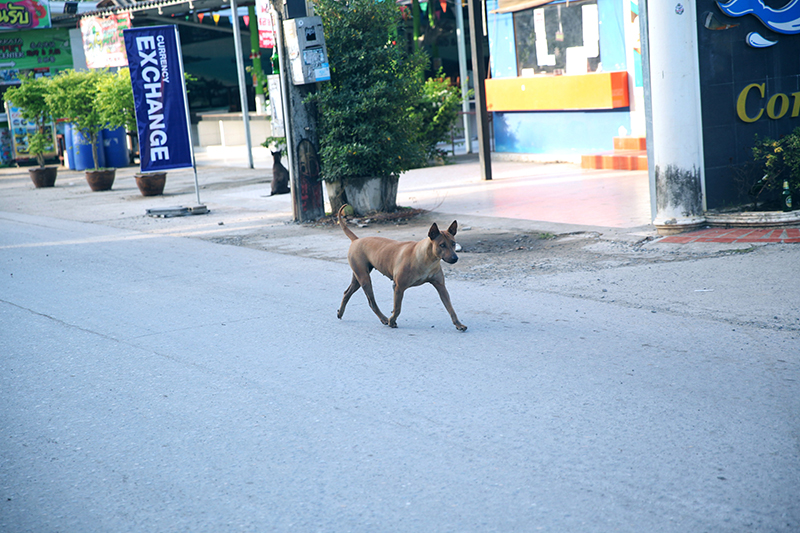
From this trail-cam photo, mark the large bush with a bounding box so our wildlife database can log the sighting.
[310,0,429,182]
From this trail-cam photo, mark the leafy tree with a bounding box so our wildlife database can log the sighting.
[3,74,54,168]
[45,69,108,170]
[96,67,137,134]
[310,0,429,184]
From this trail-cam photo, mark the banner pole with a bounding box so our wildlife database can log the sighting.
[173,25,203,206]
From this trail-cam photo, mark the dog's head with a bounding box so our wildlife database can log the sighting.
[429,221,459,264]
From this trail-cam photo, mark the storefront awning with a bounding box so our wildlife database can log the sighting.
[491,0,557,14]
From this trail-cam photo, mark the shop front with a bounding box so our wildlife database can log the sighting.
[485,0,644,161]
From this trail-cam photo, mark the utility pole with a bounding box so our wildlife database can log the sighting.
[270,0,325,221]
[467,0,492,180]
[230,0,254,169]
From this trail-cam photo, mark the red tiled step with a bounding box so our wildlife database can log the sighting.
[613,136,647,151]
[659,227,800,244]
[581,150,648,171]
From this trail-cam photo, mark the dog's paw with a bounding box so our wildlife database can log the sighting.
[456,324,468,332]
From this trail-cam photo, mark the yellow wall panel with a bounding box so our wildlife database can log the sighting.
[485,72,630,112]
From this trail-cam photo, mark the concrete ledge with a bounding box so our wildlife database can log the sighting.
[492,152,581,165]
[653,216,706,236]
[706,210,800,228]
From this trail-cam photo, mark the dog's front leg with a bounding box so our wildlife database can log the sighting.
[430,278,467,331]
[388,281,405,328]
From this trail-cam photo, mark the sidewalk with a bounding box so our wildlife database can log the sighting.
[194,147,656,237]
[2,149,798,247]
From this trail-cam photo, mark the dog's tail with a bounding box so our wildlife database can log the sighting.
[337,204,358,242]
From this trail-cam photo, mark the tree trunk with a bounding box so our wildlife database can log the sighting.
[90,131,100,170]
[325,179,348,214]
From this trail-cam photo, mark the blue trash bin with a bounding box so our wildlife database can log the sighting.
[102,126,129,168]
[64,123,75,170]
[70,125,105,171]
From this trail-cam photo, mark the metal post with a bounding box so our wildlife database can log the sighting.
[270,4,299,220]
[455,0,472,154]
[174,25,203,206]
[467,0,492,180]
[230,0,254,169]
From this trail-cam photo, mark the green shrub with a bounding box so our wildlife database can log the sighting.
[412,69,464,161]
[751,127,800,200]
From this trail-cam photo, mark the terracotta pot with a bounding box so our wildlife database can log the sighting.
[85,168,116,192]
[28,166,58,188]
[134,172,167,196]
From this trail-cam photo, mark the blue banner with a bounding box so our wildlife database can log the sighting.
[123,25,193,172]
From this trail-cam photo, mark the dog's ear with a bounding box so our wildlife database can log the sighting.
[447,221,457,236]
[428,222,441,240]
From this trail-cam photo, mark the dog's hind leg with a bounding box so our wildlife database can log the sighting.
[358,274,390,325]
[388,282,405,328]
[338,274,361,319]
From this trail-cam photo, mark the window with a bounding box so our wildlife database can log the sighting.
[513,0,600,76]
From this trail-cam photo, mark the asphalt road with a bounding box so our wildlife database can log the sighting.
[1,211,799,532]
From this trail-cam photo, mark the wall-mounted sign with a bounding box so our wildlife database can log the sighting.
[0,0,51,30]
[80,12,132,68]
[0,28,72,85]
[716,0,800,48]
[255,0,275,48]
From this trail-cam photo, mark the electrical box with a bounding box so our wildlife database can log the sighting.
[283,16,331,86]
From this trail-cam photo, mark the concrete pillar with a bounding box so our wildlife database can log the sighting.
[647,0,706,234]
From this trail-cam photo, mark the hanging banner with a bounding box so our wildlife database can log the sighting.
[123,25,193,172]
[255,0,275,48]
[0,0,51,30]
[80,12,132,68]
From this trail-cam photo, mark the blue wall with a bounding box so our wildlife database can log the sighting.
[487,0,517,79]
[486,0,630,153]
[494,109,631,154]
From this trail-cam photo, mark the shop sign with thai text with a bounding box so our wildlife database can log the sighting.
[0,0,51,30]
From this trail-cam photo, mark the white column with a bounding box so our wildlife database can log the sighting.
[647,0,706,234]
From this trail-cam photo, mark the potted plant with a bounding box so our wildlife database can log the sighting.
[310,0,428,215]
[3,74,58,187]
[96,67,166,196]
[45,69,116,191]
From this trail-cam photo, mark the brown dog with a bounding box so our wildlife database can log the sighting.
[337,204,467,331]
